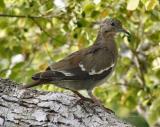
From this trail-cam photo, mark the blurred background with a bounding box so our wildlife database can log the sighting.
[0,0,159,126]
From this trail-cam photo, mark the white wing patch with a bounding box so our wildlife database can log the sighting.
[58,70,75,76]
[79,63,115,75]
[79,63,86,71]
[89,63,115,75]
[50,67,75,76]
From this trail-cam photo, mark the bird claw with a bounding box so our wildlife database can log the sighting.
[71,90,114,114]
[78,96,94,103]
[73,96,93,106]
[71,90,94,103]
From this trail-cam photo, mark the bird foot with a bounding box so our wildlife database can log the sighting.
[71,90,94,103]
[77,96,94,103]
[71,90,114,114]
[73,96,93,107]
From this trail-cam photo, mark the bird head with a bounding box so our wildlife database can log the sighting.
[100,18,130,37]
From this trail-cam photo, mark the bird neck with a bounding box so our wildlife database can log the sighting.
[95,31,116,45]
[95,31,118,58]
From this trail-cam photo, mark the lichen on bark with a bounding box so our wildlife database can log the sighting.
[0,78,134,127]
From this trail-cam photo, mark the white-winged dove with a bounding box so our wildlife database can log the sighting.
[21,18,130,113]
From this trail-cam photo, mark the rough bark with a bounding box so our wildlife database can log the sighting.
[0,78,133,127]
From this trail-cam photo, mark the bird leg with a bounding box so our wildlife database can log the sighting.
[71,90,93,103]
[87,90,114,114]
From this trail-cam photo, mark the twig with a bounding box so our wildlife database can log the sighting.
[31,18,51,37]
[134,52,146,87]
[0,14,46,19]
[30,18,61,43]
[0,13,63,43]
[128,46,146,87]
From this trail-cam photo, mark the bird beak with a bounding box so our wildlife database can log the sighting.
[118,28,130,36]
[118,28,131,42]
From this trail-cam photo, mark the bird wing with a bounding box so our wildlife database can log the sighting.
[79,46,115,75]
[32,45,115,81]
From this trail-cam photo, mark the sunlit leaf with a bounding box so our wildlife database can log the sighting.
[127,0,140,10]
[84,3,95,13]
[0,0,5,9]
[145,0,158,10]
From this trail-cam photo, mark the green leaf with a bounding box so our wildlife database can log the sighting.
[84,3,95,13]
[0,0,4,7]
[127,0,140,10]
[145,0,158,10]
[123,112,149,127]
[141,0,148,5]
[0,0,5,11]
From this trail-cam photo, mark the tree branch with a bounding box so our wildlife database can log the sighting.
[0,78,134,127]
[0,14,46,19]
[0,13,63,45]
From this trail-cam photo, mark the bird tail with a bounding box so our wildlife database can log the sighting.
[20,70,65,89]
[20,80,45,89]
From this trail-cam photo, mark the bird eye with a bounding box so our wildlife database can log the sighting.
[111,22,115,26]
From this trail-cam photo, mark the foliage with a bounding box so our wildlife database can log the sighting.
[0,0,159,126]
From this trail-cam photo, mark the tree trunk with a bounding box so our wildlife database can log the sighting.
[0,78,133,127]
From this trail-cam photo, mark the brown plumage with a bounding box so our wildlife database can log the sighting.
[21,18,130,113]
